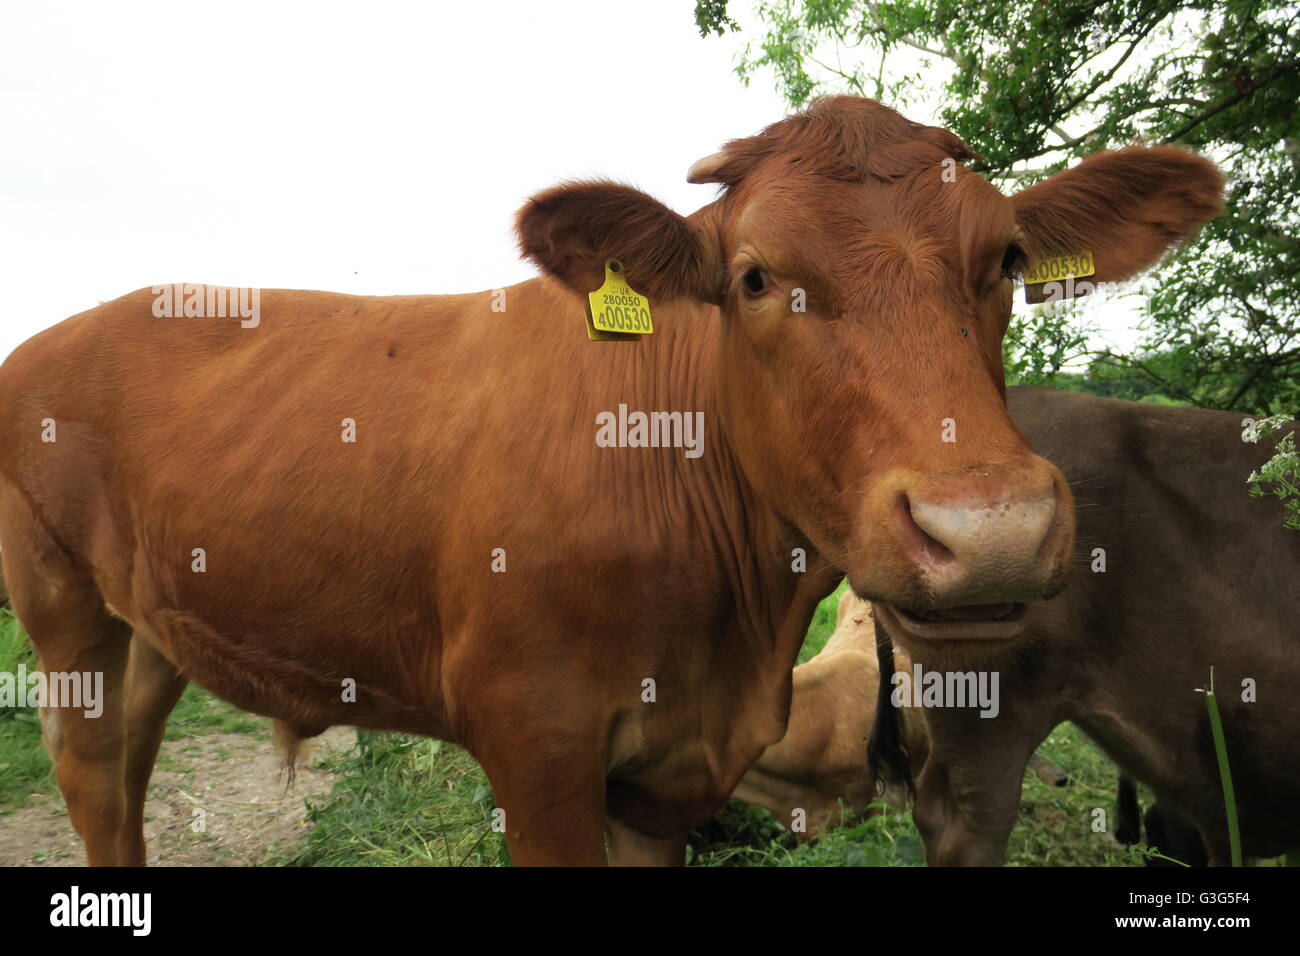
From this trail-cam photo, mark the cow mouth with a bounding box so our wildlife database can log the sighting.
[877,601,1029,642]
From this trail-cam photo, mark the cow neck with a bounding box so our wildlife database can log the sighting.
[618,302,836,666]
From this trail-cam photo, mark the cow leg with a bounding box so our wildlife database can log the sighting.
[912,721,1037,867]
[478,755,608,866]
[22,593,131,866]
[0,488,137,865]
[117,637,188,865]
[467,704,609,866]
[914,757,1025,866]
[605,817,688,866]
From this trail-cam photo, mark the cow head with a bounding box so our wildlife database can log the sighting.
[518,97,1223,648]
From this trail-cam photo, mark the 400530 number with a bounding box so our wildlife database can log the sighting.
[595,301,651,332]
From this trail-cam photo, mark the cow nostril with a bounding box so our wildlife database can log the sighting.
[1034,491,1065,563]
[893,492,956,569]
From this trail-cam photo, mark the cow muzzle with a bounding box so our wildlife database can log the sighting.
[852,458,1074,644]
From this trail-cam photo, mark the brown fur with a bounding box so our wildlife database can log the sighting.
[691,96,980,186]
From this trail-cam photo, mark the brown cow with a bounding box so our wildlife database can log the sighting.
[871,387,1300,866]
[733,590,925,836]
[0,97,1219,865]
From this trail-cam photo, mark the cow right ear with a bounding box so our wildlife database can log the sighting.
[516,181,724,305]
[1011,146,1225,285]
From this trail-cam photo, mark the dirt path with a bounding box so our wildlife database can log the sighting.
[0,726,354,866]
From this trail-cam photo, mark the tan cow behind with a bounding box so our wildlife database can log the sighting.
[734,589,926,837]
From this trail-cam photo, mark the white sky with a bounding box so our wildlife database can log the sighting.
[0,0,1138,363]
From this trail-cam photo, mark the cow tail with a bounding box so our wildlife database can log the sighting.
[867,616,915,800]
[271,720,303,789]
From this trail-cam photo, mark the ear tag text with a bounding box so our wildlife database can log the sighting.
[1024,250,1096,304]
[586,259,654,341]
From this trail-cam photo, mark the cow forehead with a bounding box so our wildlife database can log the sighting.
[727,171,1015,281]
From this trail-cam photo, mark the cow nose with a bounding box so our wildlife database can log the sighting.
[893,461,1069,608]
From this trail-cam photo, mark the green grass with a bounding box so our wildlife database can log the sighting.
[796,578,849,664]
[687,798,926,866]
[267,731,508,867]
[1007,723,1146,866]
[165,685,264,740]
[1203,675,1243,866]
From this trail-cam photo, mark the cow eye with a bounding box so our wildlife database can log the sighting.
[1000,243,1026,279]
[741,267,772,297]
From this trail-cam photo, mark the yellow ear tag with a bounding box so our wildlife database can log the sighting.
[585,259,654,341]
[1023,250,1096,304]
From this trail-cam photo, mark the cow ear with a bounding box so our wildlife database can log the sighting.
[1011,146,1225,285]
[517,181,723,304]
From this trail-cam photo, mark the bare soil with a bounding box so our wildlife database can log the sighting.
[0,726,353,866]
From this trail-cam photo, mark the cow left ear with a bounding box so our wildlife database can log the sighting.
[1011,146,1225,285]
[517,181,724,304]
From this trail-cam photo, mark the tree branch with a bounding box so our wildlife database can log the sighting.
[1165,59,1300,144]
